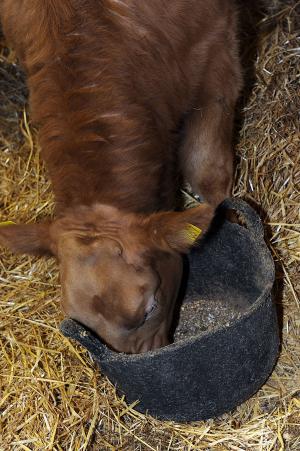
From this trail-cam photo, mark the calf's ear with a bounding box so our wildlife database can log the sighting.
[0,222,56,256]
[146,204,214,253]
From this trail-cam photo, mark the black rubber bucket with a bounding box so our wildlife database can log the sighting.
[60,199,279,422]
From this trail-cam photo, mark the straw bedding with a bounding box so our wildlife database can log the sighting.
[0,1,299,449]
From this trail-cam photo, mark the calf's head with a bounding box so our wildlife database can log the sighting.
[0,203,213,353]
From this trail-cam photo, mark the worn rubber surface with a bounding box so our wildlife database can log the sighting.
[61,199,279,421]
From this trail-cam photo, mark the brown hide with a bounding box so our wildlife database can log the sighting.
[0,0,242,352]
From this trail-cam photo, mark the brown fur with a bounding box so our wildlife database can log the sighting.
[0,0,242,353]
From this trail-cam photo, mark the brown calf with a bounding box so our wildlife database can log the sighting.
[0,0,242,353]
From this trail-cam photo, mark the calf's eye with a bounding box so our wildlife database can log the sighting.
[77,235,97,245]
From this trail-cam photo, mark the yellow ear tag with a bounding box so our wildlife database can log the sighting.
[0,221,16,227]
[186,224,202,243]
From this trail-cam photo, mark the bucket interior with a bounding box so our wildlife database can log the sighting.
[171,216,272,342]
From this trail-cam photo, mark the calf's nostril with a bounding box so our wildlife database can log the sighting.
[145,294,157,317]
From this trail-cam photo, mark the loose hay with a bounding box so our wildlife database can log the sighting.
[0,1,299,449]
